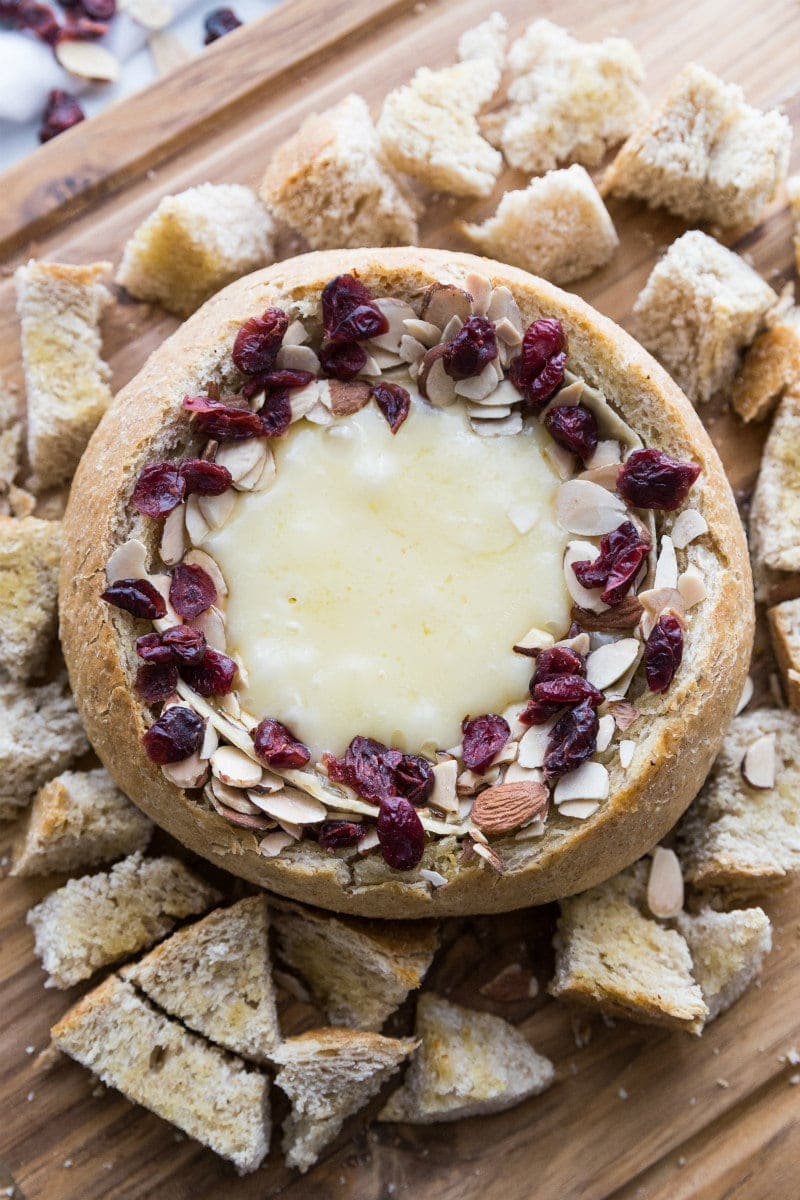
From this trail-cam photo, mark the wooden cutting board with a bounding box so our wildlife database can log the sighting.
[1,0,799,1196]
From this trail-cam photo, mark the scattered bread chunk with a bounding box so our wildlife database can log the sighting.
[0,378,23,506]
[732,307,800,422]
[28,851,220,988]
[676,907,772,1022]
[549,865,708,1033]
[483,19,647,174]
[261,94,418,250]
[749,390,800,597]
[378,62,502,197]
[0,673,89,823]
[460,165,618,285]
[379,993,554,1123]
[15,260,112,492]
[116,183,275,317]
[272,899,437,1031]
[768,598,800,709]
[677,710,800,895]
[457,11,507,71]
[272,1028,416,1172]
[603,64,791,231]
[631,230,777,405]
[788,177,800,271]
[121,896,279,1064]
[11,768,151,877]
[51,974,270,1173]
[0,516,61,681]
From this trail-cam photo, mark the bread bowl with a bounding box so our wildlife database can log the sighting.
[60,247,753,917]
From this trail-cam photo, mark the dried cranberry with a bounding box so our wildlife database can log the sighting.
[182,395,264,440]
[518,697,562,726]
[160,625,207,665]
[442,316,498,380]
[371,382,410,433]
[203,4,240,40]
[242,368,315,401]
[181,647,237,696]
[394,754,435,806]
[543,699,599,781]
[61,14,108,36]
[180,458,231,496]
[462,714,510,773]
[325,736,397,803]
[617,449,701,511]
[544,404,598,464]
[318,340,367,380]
[39,89,84,142]
[18,0,60,42]
[142,705,204,764]
[531,646,586,687]
[132,461,186,517]
[78,0,114,17]
[645,613,684,692]
[572,520,651,606]
[318,820,364,851]
[232,308,288,375]
[101,578,166,620]
[377,796,425,870]
[258,391,292,437]
[253,718,310,768]
[0,0,20,20]
[509,318,566,412]
[321,274,388,342]
[136,632,173,664]
[169,563,217,620]
[533,675,604,707]
[135,662,179,703]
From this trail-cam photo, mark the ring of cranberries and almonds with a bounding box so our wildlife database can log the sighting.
[102,269,707,877]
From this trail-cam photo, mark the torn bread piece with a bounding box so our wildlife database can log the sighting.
[677,709,800,895]
[0,673,89,823]
[676,907,772,1022]
[457,10,507,71]
[631,230,776,405]
[378,61,503,197]
[379,993,554,1123]
[603,63,791,231]
[460,164,618,285]
[483,19,647,174]
[51,974,270,1173]
[261,94,418,249]
[12,767,152,877]
[732,307,800,423]
[0,516,61,681]
[116,184,275,317]
[15,260,112,492]
[272,900,437,1031]
[768,597,800,710]
[549,865,708,1033]
[0,377,23,506]
[28,851,220,988]
[121,896,279,1064]
[272,1028,416,1172]
[749,389,800,598]
[789,177,800,272]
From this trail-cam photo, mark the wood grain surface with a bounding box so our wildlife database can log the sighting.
[1,0,799,1197]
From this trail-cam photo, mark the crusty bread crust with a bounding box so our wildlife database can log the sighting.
[59,248,753,917]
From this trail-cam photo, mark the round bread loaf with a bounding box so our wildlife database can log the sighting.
[60,248,753,917]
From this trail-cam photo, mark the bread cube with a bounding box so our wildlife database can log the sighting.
[0,516,61,681]
[631,230,776,404]
[460,164,618,285]
[15,260,112,491]
[116,183,275,317]
[0,673,88,822]
[261,94,418,248]
[768,597,800,710]
[788,177,800,271]
[749,389,800,597]
[604,64,792,231]
[676,907,772,1022]
[731,307,800,422]
[458,11,508,71]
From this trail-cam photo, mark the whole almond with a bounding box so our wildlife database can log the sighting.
[471,781,549,836]
[571,596,643,631]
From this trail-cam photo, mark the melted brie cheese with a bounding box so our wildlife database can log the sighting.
[205,394,571,757]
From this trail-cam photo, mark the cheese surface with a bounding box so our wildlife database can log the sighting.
[206,395,571,757]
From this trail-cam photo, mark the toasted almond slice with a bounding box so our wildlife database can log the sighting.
[121,0,173,29]
[159,503,186,566]
[402,318,440,347]
[487,285,523,332]
[585,440,621,470]
[290,384,320,422]
[586,638,641,689]
[162,754,209,788]
[736,676,754,715]
[654,536,679,590]
[276,818,303,840]
[471,780,549,836]
[248,773,284,796]
[305,401,334,426]
[465,272,492,315]
[543,441,576,480]
[146,573,179,627]
[501,701,530,741]
[420,868,448,887]
[184,548,228,596]
[429,758,458,814]
[399,334,426,364]
[607,701,639,731]
[421,283,472,328]
[422,356,457,407]
[563,541,608,614]
[618,739,635,768]
[557,631,592,655]
[357,828,381,853]
[490,740,518,767]
[513,626,554,655]
[556,479,627,536]
[283,319,309,346]
[106,537,148,582]
[492,316,522,347]
[471,413,522,437]
[467,404,511,421]
[370,298,417,352]
[742,733,776,789]
[554,761,609,804]
[457,767,500,795]
[466,377,520,408]
[211,745,263,789]
[200,722,219,759]
[246,448,277,493]
[199,489,236,530]
[518,719,557,769]
[360,353,381,376]
[56,39,120,81]
[504,761,544,785]
[514,816,547,839]
[455,362,501,401]
[211,777,262,815]
[275,344,320,373]
[252,788,328,825]
[578,462,622,491]
[677,564,707,608]
[647,847,684,919]
[216,438,266,485]
[472,841,506,872]
[571,596,643,632]
[189,605,226,652]
[596,713,615,753]
[259,832,294,857]
[638,587,686,639]
[319,379,371,416]
[671,508,708,549]
[549,378,584,407]
[557,799,599,820]
[217,690,241,720]
[185,494,210,545]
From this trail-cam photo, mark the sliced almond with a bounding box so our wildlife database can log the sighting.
[319,378,371,416]
[455,362,502,401]
[419,349,457,407]
[504,761,544,785]
[357,828,381,853]
[571,596,643,632]
[618,739,635,768]
[647,847,684,919]
[585,440,622,470]
[736,676,754,715]
[259,832,294,857]
[370,298,417,353]
[305,401,334,427]
[198,489,236,531]
[467,403,511,421]
[184,548,228,597]
[200,722,219,759]
[472,841,506,872]
[162,754,209,789]
[513,626,554,656]
[245,448,277,493]
[556,479,627,536]
[548,378,583,408]
[106,538,148,583]
[56,40,120,81]
[420,283,472,328]
[429,758,458,815]
[563,541,608,614]
[671,508,708,549]
[215,438,267,485]
[283,319,309,346]
[211,777,262,815]
[518,719,557,769]
[470,413,522,437]
[251,788,328,825]
[419,868,448,888]
[149,29,190,76]
[159,503,186,566]
[638,587,686,639]
[654,536,679,590]
[275,344,320,373]
[514,816,546,838]
[501,701,530,741]
[543,441,576,480]
[742,733,776,789]
[360,353,381,377]
[457,767,499,795]
[190,604,226,652]
[120,0,173,29]
[606,700,639,731]
[557,799,599,820]
[578,462,622,491]
[557,631,591,656]
[211,745,263,789]
[586,638,641,689]
[185,494,211,545]
[290,384,321,423]
[487,285,524,333]
[553,761,609,804]
[677,564,707,608]
[465,272,492,316]
[402,318,441,347]
[399,334,426,364]
[595,713,615,752]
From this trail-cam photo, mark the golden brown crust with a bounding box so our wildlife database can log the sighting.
[59,248,754,917]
